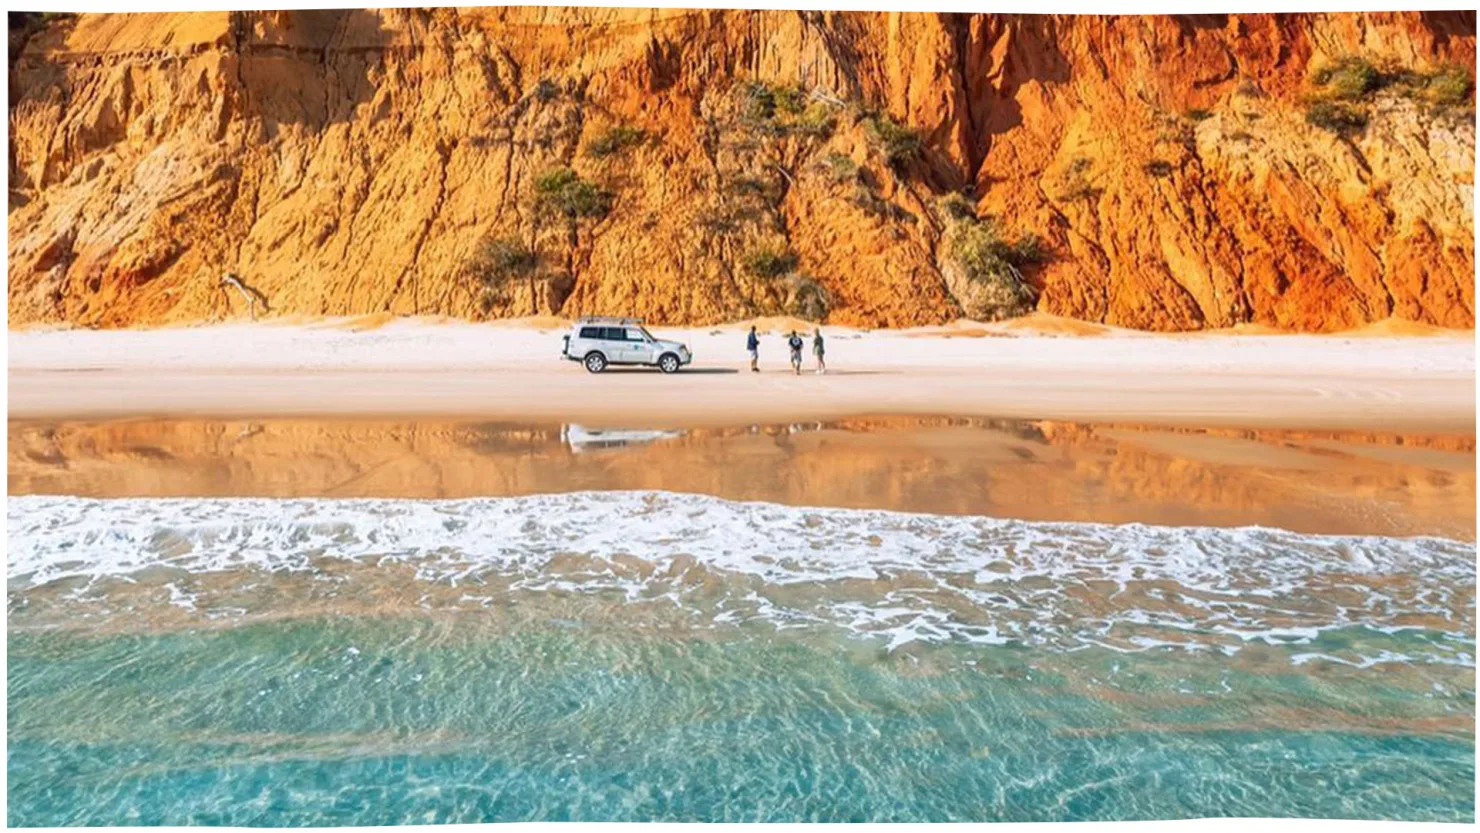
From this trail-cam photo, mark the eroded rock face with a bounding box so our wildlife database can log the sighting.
[7,9,1475,330]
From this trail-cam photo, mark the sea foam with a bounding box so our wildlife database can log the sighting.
[8,492,1474,664]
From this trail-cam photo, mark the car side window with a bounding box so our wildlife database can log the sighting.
[578,327,601,339]
[624,328,647,342]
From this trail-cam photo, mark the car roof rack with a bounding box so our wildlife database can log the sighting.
[576,316,644,325]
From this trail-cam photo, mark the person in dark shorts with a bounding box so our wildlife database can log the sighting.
[746,325,760,372]
[812,328,826,374]
[787,330,804,375]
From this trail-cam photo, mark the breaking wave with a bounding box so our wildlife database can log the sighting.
[8,492,1474,665]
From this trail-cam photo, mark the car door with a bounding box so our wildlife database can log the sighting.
[622,327,655,364]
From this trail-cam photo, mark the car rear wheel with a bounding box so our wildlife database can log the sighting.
[584,352,608,373]
[658,353,681,374]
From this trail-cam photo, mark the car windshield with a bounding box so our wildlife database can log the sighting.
[638,327,657,342]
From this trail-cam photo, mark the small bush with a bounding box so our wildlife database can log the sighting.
[1143,159,1173,178]
[533,79,560,102]
[822,153,858,184]
[785,275,830,320]
[948,221,1037,320]
[951,216,1048,270]
[737,81,835,138]
[1426,65,1473,106]
[585,125,646,158]
[741,81,776,122]
[468,236,538,295]
[774,85,806,116]
[939,193,976,221]
[790,102,836,138]
[1183,108,1212,122]
[1305,100,1368,134]
[954,221,1004,275]
[1227,130,1253,143]
[851,186,913,223]
[1311,56,1379,100]
[534,166,613,219]
[741,245,798,279]
[535,167,579,194]
[1009,233,1049,266]
[867,114,922,166]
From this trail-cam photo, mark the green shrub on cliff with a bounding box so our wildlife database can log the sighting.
[737,81,835,139]
[943,213,1044,321]
[1425,65,1473,106]
[468,236,538,311]
[1311,57,1380,101]
[1305,100,1368,134]
[784,275,830,320]
[774,85,806,116]
[1008,233,1049,265]
[585,125,646,159]
[534,167,612,219]
[741,82,777,123]
[866,114,922,166]
[952,218,1045,277]
[822,153,858,184]
[741,245,798,279]
[937,193,976,221]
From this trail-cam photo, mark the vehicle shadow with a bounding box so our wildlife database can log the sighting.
[601,367,740,375]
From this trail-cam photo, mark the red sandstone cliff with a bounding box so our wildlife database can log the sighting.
[7,9,1475,330]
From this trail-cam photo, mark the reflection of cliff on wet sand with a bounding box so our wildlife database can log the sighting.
[8,416,1474,540]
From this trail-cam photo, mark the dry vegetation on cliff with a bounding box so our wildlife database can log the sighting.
[6,9,1475,331]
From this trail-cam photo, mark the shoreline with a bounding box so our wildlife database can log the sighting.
[9,319,1475,432]
[10,416,1474,540]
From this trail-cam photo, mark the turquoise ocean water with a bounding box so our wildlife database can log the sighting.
[8,492,1475,824]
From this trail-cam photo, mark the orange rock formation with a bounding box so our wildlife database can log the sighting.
[7,9,1475,330]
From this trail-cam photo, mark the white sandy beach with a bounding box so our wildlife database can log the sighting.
[8,317,1475,431]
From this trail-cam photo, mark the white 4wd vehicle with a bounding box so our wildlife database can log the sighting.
[561,317,692,374]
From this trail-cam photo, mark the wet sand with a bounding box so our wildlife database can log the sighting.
[10,416,1474,540]
[8,321,1475,432]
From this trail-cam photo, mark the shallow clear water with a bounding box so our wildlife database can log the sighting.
[8,492,1476,824]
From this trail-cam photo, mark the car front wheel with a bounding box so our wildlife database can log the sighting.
[584,352,608,373]
[658,353,681,374]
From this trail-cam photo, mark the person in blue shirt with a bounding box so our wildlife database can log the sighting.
[787,330,804,375]
[746,325,760,372]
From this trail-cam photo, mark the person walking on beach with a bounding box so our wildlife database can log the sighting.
[787,330,804,375]
[746,325,760,372]
[812,328,826,375]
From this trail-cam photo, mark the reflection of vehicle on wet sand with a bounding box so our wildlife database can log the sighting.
[561,424,684,453]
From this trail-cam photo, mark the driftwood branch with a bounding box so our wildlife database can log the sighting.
[220,272,269,320]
